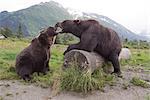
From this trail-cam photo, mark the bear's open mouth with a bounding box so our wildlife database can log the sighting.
[56,27,63,33]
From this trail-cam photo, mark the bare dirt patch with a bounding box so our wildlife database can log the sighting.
[0,67,150,100]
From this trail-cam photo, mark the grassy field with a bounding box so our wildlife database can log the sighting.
[120,49,150,70]
[0,38,150,93]
[0,38,66,87]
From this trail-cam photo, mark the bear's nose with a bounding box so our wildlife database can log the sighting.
[55,22,63,33]
[55,22,61,27]
[56,27,63,33]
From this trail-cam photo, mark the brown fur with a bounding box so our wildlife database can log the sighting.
[15,27,58,80]
[55,19,122,75]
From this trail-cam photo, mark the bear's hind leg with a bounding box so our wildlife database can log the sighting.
[22,74,31,81]
[109,53,122,77]
[18,66,32,81]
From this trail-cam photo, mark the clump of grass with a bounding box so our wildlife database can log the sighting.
[31,72,53,88]
[130,77,150,88]
[0,67,18,80]
[122,82,130,89]
[17,71,54,88]
[16,92,19,95]
[0,96,3,100]
[145,94,150,100]
[60,66,115,94]
[5,93,13,97]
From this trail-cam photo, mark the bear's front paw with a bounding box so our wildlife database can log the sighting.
[22,75,31,81]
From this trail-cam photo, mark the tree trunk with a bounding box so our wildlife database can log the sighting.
[63,50,113,73]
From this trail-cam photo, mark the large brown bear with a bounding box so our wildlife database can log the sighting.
[55,19,122,76]
[16,27,58,80]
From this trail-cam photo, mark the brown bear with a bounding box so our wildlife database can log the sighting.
[15,27,58,80]
[55,19,122,76]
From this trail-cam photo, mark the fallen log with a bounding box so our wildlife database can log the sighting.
[63,48,131,73]
[63,49,113,73]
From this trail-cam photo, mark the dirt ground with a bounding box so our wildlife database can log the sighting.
[0,67,150,100]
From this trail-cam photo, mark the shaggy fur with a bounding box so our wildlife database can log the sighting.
[55,19,122,75]
[16,27,58,80]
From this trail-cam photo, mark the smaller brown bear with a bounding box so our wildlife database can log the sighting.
[15,27,58,80]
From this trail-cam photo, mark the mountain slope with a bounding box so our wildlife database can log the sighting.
[87,13,149,41]
[0,1,72,36]
[0,1,149,41]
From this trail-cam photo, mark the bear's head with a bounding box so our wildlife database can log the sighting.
[38,27,58,46]
[55,20,82,37]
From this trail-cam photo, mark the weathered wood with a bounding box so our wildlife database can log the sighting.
[63,50,106,73]
[63,48,131,73]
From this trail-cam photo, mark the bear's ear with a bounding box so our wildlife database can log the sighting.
[47,27,58,36]
[38,34,47,45]
[73,20,80,24]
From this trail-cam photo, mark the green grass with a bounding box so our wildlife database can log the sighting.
[60,66,115,93]
[0,38,150,93]
[0,38,65,81]
[120,49,150,70]
[145,94,150,100]
[0,96,3,100]
[130,77,150,88]
[0,38,116,93]
[0,38,30,80]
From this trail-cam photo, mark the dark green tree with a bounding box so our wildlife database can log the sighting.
[0,27,13,38]
[17,24,23,38]
[124,38,128,43]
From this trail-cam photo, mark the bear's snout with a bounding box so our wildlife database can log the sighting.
[55,22,63,33]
